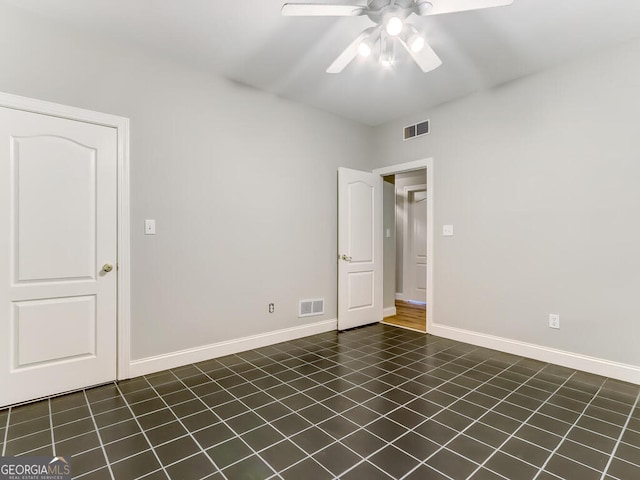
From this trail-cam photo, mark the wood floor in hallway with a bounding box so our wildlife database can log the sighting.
[383,300,426,332]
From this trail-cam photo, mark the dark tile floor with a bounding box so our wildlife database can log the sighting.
[1,324,640,479]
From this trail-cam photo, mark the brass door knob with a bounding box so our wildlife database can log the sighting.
[102,264,113,273]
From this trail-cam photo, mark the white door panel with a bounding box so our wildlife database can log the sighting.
[338,168,382,330]
[347,182,374,263]
[14,136,97,282]
[14,296,96,367]
[0,107,117,407]
[408,189,427,302]
[347,271,374,310]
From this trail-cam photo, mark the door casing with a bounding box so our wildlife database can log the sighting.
[373,158,434,333]
[0,91,131,381]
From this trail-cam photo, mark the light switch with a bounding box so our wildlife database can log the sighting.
[145,219,156,235]
[385,228,392,238]
[442,225,454,236]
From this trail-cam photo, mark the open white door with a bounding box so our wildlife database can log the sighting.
[338,167,383,330]
[0,106,117,407]
[409,189,427,303]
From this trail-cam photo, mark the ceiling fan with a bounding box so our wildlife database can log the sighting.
[281,0,514,73]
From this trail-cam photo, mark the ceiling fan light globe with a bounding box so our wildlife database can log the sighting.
[357,41,372,57]
[385,16,403,36]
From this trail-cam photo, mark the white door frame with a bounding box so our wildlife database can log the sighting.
[0,91,131,380]
[372,158,433,332]
[403,184,427,303]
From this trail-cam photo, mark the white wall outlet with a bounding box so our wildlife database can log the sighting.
[549,314,560,329]
[443,225,454,236]
[144,219,156,235]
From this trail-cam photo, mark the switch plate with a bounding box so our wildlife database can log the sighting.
[145,219,156,235]
[549,314,560,329]
[443,225,454,236]
[385,228,392,238]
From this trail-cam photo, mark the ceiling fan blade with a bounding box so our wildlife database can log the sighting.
[282,3,365,16]
[417,0,513,16]
[326,27,376,73]
[399,38,442,73]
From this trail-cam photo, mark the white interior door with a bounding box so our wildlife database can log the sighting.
[338,167,382,330]
[0,106,117,407]
[409,190,427,303]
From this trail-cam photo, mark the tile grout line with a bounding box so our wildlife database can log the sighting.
[1,407,10,456]
[600,389,640,480]
[134,377,231,480]
[337,350,532,478]
[237,338,497,476]
[195,349,628,466]
[222,337,585,479]
[168,333,478,476]
[219,365,386,477]
[113,382,182,480]
[227,343,417,480]
[4,326,638,480]
[185,375,354,475]
[182,365,314,478]
[48,398,55,456]
[462,371,580,480]
[73,464,116,479]
[435,393,624,476]
[7,443,77,458]
[82,390,116,480]
[395,361,555,480]
[531,382,609,480]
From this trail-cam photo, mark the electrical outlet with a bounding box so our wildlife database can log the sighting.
[549,314,560,329]
[268,303,275,314]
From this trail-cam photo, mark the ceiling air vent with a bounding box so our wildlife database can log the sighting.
[299,298,324,318]
[404,119,430,141]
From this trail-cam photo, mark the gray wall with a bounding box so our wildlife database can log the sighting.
[373,37,640,366]
[0,5,373,360]
[3,2,639,371]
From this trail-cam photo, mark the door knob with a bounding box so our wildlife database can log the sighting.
[340,254,352,262]
[102,264,113,273]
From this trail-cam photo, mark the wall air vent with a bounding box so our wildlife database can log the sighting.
[299,298,324,318]
[403,119,430,140]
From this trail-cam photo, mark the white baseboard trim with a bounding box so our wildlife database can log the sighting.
[383,307,397,318]
[395,293,404,301]
[430,323,640,385]
[129,319,337,378]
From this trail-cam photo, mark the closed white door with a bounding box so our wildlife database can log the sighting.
[409,190,427,303]
[338,167,382,330]
[0,107,117,407]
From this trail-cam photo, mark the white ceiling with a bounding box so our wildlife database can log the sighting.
[4,0,640,125]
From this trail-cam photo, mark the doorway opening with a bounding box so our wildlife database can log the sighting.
[382,170,427,332]
[372,159,433,334]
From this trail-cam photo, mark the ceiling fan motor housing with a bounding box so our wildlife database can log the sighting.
[365,0,422,24]
[281,0,512,73]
